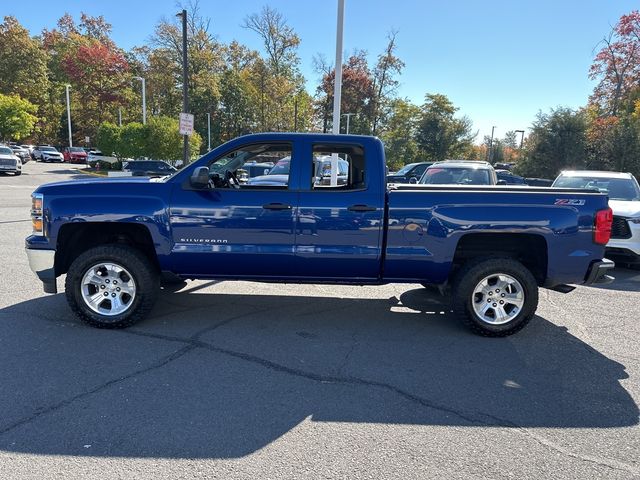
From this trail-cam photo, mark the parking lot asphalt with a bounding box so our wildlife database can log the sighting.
[0,161,639,479]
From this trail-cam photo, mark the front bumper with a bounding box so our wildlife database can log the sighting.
[607,219,640,258]
[26,248,57,293]
[0,163,20,173]
[583,259,615,285]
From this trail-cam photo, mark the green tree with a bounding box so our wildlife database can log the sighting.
[380,98,421,170]
[97,117,202,162]
[145,116,201,162]
[0,93,38,141]
[96,122,122,156]
[0,16,49,108]
[120,122,147,159]
[515,107,587,178]
[416,93,476,161]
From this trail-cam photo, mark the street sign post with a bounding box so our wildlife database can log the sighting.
[179,113,194,136]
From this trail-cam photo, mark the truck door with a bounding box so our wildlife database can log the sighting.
[169,142,299,277]
[295,142,385,280]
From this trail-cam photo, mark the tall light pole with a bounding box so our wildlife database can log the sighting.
[133,76,146,124]
[515,129,525,149]
[65,84,72,147]
[177,9,189,164]
[330,0,345,186]
[206,112,211,151]
[487,125,496,163]
[342,113,354,134]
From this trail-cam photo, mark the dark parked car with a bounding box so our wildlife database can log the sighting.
[122,160,177,177]
[524,178,553,187]
[496,169,527,185]
[387,162,432,184]
[10,145,30,163]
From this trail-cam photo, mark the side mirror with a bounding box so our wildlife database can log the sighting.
[409,177,418,184]
[190,166,210,189]
[497,179,508,185]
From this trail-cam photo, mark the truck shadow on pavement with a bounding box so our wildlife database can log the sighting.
[0,286,637,459]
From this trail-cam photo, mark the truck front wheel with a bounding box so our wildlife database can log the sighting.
[65,244,159,329]
[452,257,538,337]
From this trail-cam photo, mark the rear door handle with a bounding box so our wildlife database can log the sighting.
[348,204,377,212]
[263,202,292,210]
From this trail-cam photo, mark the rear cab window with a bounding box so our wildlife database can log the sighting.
[309,144,367,190]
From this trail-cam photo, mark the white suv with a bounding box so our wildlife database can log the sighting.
[34,145,64,162]
[553,170,640,265]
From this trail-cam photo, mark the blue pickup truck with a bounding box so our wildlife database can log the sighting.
[26,133,615,336]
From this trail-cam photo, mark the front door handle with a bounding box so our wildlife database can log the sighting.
[263,202,292,210]
[348,204,377,212]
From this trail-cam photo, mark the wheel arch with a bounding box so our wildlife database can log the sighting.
[55,222,160,276]
[451,233,548,286]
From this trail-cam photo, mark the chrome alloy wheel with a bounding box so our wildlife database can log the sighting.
[80,262,136,316]
[471,273,525,325]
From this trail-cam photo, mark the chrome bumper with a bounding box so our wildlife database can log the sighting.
[26,248,57,293]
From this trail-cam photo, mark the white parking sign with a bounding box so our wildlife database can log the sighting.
[179,113,194,136]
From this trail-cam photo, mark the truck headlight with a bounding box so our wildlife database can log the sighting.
[31,193,44,234]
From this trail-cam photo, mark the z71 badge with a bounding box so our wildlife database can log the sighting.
[555,199,586,206]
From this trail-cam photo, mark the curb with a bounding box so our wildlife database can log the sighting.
[73,169,107,177]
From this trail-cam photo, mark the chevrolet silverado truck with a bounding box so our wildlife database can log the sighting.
[26,133,615,336]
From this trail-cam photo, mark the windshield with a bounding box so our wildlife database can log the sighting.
[268,159,291,175]
[69,147,85,152]
[553,175,640,201]
[0,147,14,155]
[395,163,418,175]
[421,167,491,185]
[40,147,57,152]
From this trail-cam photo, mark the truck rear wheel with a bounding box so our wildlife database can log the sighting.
[65,244,159,329]
[452,257,538,337]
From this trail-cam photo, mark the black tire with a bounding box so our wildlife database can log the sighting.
[451,257,538,337]
[65,244,159,329]
[14,171,21,176]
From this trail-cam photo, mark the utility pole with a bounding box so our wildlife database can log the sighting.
[330,0,345,186]
[342,113,354,134]
[177,9,189,164]
[206,112,211,151]
[65,85,72,147]
[118,107,122,127]
[515,129,525,149]
[487,125,496,163]
[133,76,146,124]
[293,96,298,132]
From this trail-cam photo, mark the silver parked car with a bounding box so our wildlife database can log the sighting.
[0,146,22,176]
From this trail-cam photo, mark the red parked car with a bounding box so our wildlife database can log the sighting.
[63,147,88,164]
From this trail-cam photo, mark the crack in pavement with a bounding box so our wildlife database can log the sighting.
[0,344,195,437]
[119,328,640,475]
[1,307,638,475]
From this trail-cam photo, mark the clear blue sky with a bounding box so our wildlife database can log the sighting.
[5,0,637,142]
